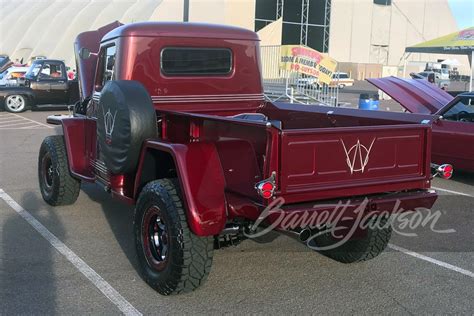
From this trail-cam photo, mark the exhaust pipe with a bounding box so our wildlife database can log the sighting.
[274,228,313,243]
[220,225,240,235]
[299,228,312,242]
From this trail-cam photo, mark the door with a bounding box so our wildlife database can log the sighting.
[433,96,474,171]
[85,44,116,170]
[33,61,68,104]
[49,78,69,104]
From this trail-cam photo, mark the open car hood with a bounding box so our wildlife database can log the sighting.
[74,21,123,101]
[367,76,454,114]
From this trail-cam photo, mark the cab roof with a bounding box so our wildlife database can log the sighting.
[102,22,260,42]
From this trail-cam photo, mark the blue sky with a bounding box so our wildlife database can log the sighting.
[448,0,474,29]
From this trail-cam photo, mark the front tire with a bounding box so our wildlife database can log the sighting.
[38,135,81,206]
[5,94,28,112]
[134,179,214,295]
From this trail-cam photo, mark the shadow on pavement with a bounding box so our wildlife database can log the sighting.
[448,170,474,187]
[0,191,64,314]
[80,182,139,271]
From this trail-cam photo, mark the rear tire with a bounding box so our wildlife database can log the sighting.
[134,179,214,295]
[313,216,391,263]
[38,135,81,206]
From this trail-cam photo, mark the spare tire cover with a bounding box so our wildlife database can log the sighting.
[97,80,157,174]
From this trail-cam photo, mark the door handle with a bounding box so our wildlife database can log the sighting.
[58,81,65,83]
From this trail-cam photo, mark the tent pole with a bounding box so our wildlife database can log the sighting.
[403,54,407,78]
[470,50,473,92]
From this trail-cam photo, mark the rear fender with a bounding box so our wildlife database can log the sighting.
[135,141,227,236]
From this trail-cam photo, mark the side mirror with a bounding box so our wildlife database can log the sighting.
[79,47,92,60]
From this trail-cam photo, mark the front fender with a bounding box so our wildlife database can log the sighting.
[136,141,227,236]
[50,115,95,181]
[0,87,35,106]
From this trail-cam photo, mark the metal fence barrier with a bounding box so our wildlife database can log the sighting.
[260,45,339,106]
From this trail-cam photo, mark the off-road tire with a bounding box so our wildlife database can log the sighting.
[38,135,81,206]
[134,179,214,295]
[313,216,392,263]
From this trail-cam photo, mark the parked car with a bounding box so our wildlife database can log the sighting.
[369,76,474,172]
[295,72,354,90]
[0,59,79,112]
[40,22,447,296]
[410,71,450,90]
[0,55,13,73]
[330,72,354,88]
[0,66,29,86]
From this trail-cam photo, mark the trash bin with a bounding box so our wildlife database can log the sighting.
[358,93,379,110]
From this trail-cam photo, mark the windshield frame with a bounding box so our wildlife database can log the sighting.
[25,62,42,80]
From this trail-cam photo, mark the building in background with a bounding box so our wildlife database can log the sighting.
[0,0,469,76]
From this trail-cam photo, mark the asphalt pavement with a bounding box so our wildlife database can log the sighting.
[0,110,473,315]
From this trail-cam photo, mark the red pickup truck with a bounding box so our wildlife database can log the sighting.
[39,22,446,295]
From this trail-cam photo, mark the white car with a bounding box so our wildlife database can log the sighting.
[0,66,29,86]
[331,72,354,88]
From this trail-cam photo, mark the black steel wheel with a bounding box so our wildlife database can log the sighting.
[134,179,214,295]
[38,135,81,206]
[142,205,169,272]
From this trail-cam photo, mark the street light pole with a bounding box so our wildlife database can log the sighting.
[183,0,189,22]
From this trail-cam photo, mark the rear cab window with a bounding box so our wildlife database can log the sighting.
[160,47,232,76]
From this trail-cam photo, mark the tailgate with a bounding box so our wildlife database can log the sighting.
[278,124,431,203]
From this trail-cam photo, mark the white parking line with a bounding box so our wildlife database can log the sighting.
[0,121,40,128]
[8,113,53,128]
[0,189,142,316]
[432,186,473,197]
[0,119,27,124]
[0,113,52,130]
[389,244,474,278]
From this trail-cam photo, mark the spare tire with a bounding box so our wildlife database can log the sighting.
[97,80,157,174]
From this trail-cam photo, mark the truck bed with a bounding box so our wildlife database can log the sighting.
[261,102,431,203]
[158,101,432,205]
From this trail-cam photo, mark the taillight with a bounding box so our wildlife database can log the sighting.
[255,173,276,199]
[437,164,453,179]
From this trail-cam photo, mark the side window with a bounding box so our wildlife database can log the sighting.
[102,45,116,86]
[38,62,64,79]
[443,97,474,123]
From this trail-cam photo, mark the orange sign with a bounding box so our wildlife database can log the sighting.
[280,45,338,84]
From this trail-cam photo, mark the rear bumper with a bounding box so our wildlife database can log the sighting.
[266,189,438,227]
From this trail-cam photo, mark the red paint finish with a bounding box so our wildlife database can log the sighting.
[432,119,474,171]
[135,141,227,236]
[367,77,454,114]
[107,23,264,116]
[61,22,440,237]
[74,21,123,101]
[61,118,94,181]
[279,125,431,203]
[266,190,438,229]
[368,77,474,171]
